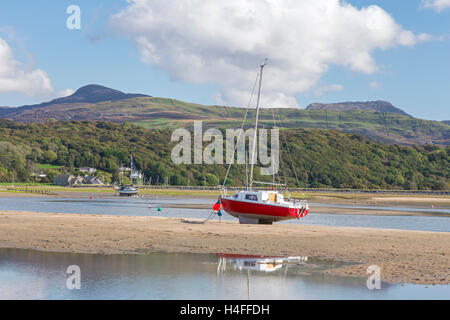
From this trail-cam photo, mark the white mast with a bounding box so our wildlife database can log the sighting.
[249,59,267,189]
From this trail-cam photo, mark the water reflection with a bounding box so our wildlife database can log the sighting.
[0,249,448,300]
[216,254,311,300]
[217,254,308,273]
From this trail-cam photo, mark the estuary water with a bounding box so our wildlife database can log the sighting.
[0,196,449,232]
[0,249,448,300]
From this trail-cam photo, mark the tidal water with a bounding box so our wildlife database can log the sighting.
[0,196,449,232]
[0,249,448,300]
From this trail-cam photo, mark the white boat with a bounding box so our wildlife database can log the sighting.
[118,155,142,197]
[118,185,139,197]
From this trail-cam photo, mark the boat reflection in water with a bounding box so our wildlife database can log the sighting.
[217,254,308,274]
[216,254,309,300]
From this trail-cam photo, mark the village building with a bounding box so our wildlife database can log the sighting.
[53,174,104,186]
[83,176,104,185]
[78,167,97,174]
[53,175,84,186]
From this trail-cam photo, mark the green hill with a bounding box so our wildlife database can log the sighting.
[306,101,411,116]
[0,120,448,190]
[135,103,450,146]
[1,85,449,146]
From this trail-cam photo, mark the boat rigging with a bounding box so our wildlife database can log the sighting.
[217,61,309,224]
[117,155,142,197]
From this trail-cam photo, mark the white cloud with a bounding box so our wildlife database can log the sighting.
[423,0,450,13]
[369,81,382,90]
[55,88,75,99]
[0,37,53,96]
[314,84,343,96]
[111,0,431,108]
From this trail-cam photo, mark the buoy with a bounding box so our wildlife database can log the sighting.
[218,209,223,217]
[148,205,152,209]
[89,196,93,200]
[158,207,162,212]
[213,203,221,212]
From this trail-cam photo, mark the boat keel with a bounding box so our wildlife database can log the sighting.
[239,216,274,225]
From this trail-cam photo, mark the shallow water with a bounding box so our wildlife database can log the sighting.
[0,249,448,300]
[313,202,450,215]
[1,196,449,232]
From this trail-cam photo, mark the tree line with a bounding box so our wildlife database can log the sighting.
[0,119,448,190]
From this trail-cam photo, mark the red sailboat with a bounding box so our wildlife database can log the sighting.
[218,61,309,225]
[220,190,309,224]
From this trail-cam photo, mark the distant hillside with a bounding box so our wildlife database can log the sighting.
[443,121,450,125]
[1,85,150,120]
[1,85,449,146]
[306,101,411,116]
[0,106,10,117]
[0,120,448,190]
[61,85,150,104]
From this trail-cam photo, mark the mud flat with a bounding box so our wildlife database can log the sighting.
[0,210,448,285]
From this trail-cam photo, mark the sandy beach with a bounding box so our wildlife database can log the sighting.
[0,210,448,285]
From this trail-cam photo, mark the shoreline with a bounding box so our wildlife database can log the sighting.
[0,210,448,285]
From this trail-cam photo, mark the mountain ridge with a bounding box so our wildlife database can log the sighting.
[306,101,411,117]
[0,84,449,146]
[51,84,151,104]
[3,85,412,118]
[0,106,10,117]
[1,85,151,117]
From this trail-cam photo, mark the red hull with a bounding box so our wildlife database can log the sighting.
[220,197,308,222]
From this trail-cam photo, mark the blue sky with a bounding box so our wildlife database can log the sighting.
[0,0,449,120]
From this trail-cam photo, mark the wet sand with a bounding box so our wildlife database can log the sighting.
[372,197,450,203]
[0,210,448,285]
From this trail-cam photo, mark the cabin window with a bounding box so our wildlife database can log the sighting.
[269,193,277,202]
[233,194,239,199]
[245,194,258,201]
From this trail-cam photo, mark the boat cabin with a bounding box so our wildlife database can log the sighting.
[232,190,285,204]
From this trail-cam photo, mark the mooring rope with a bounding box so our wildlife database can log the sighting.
[200,210,217,224]
[199,196,223,224]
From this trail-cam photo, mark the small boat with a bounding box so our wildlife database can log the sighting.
[118,185,139,197]
[118,155,142,197]
[219,61,309,224]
